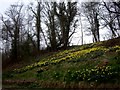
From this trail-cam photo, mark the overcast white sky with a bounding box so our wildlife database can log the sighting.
[0,0,32,14]
[1,0,118,15]
[0,0,116,47]
[0,0,91,45]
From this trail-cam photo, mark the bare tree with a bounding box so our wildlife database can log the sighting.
[30,1,43,52]
[82,2,100,42]
[43,2,58,51]
[1,3,24,61]
[102,1,120,38]
[54,2,78,49]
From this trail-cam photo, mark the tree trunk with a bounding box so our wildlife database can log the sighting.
[36,2,41,52]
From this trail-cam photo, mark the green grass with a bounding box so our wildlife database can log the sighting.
[2,39,120,88]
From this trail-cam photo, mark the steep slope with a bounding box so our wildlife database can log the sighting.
[2,37,120,88]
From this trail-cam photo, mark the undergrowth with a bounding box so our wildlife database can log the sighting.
[3,42,120,88]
